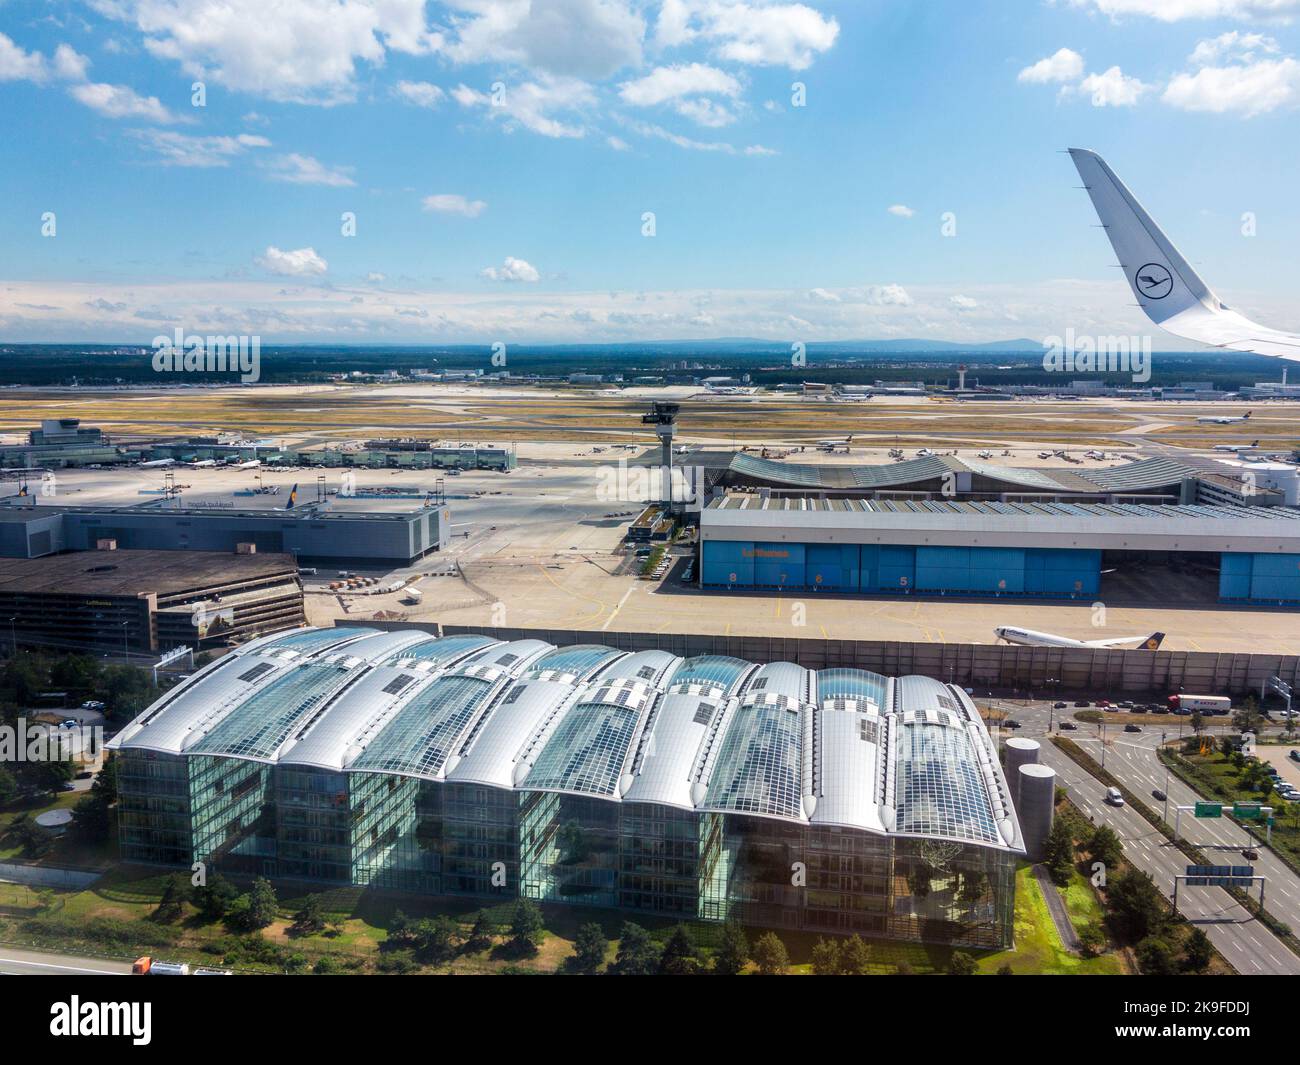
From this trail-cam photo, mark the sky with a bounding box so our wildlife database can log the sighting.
[1,0,1299,347]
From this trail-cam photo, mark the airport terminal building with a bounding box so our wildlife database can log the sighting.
[109,626,1024,947]
[699,495,1300,605]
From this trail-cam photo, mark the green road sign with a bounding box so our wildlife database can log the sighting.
[1234,803,1264,821]
[1195,802,1223,818]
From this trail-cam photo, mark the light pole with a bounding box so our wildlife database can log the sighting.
[7,616,15,655]
[121,620,130,661]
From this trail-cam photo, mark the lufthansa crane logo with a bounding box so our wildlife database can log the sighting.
[1135,262,1173,300]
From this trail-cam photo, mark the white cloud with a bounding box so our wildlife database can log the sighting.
[619,62,741,105]
[1163,55,1300,115]
[394,80,445,108]
[606,134,630,150]
[862,283,913,306]
[98,0,439,104]
[262,153,356,186]
[657,1,839,70]
[256,246,328,276]
[68,80,184,122]
[452,76,595,138]
[132,129,271,167]
[1077,66,1149,106]
[52,43,90,81]
[950,294,979,311]
[1069,0,1300,21]
[438,0,645,80]
[808,287,840,302]
[481,256,541,282]
[887,204,915,218]
[621,118,768,154]
[422,193,487,217]
[365,272,386,282]
[1017,48,1085,84]
[1190,32,1280,65]
[0,32,48,82]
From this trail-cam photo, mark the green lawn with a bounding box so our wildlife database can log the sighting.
[976,865,1122,975]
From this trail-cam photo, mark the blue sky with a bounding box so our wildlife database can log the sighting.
[1,0,1299,345]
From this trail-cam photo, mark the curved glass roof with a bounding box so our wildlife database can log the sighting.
[527,644,621,678]
[523,699,642,797]
[671,655,752,692]
[349,674,494,779]
[110,628,1021,853]
[702,703,804,819]
[816,668,889,706]
[893,720,999,844]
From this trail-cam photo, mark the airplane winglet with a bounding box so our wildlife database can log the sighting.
[1068,148,1300,362]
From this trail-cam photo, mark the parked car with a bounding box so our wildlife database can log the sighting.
[1118,701,1134,709]
[1074,700,1090,708]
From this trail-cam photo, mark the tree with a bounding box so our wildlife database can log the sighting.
[1190,712,1205,737]
[949,951,978,976]
[152,873,188,923]
[0,765,17,804]
[1107,868,1166,943]
[810,937,841,976]
[712,921,748,976]
[1136,935,1179,976]
[751,931,789,975]
[1087,825,1124,870]
[193,873,239,920]
[1183,928,1213,974]
[1044,818,1076,886]
[91,756,119,805]
[996,963,1014,975]
[658,924,701,975]
[243,876,278,930]
[507,898,544,956]
[571,923,608,974]
[895,961,915,975]
[291,894,327,935]
[30,756,74,798]
[612,922,660,975]
[840,935,871,975]
[464,910,494,953]
[1078,922,1106,959]
[412,915,459,963]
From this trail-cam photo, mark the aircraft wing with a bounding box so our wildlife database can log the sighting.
[1068,148,1300,362]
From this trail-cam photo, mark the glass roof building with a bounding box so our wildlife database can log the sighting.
[110,626,1024,947]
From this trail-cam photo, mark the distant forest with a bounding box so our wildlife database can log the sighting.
[0,342,1286,391]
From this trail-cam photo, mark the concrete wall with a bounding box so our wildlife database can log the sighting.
[406,623,1300,698]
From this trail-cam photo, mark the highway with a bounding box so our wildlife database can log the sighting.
[0,945,131,976]
[988,700,1300,974]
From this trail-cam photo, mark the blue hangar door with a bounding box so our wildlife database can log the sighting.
[805,544,860,590]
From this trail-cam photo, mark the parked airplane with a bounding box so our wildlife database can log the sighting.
[1069,149,1300,361]
[1213,440,1259,453]
[285,483,298,509]
[994,626,1165,650]
[139,458,175,468]
[1198,411,1252,424]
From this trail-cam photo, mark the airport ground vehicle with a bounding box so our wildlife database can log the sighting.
[1105,787,1125,807]
[1168,694,1231,714]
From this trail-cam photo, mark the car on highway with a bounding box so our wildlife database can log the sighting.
[1105,787,1125,806]
[1124,723,1142,733]
[1290,750,1300,763]
[1074,700,1090,707]
[1003,719,1022,729]
[1058,721,1078,731]
[1152,788,1166,801]
[1243,848,1260,861]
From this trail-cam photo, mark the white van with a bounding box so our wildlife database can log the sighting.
[1105,787,1124,807]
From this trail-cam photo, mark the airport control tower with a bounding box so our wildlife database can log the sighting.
[641,401,679,507]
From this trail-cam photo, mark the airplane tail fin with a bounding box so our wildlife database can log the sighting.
[286,483,298,509]
[1068,148,1219,327]
[1143,632,1165,651]
[1244,411,1252,419]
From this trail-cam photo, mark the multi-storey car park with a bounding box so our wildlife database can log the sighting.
[108,625,1025,948]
